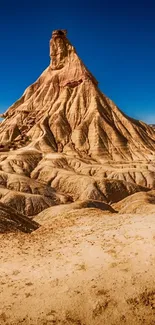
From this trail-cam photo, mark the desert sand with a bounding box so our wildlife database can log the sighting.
[1,209,155,324]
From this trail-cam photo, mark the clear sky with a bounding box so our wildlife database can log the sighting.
[0,0,155,123]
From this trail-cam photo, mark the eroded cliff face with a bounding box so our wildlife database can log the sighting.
[0,30,155,228]
[0,29,155,160]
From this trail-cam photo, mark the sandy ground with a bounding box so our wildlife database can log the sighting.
[0,209,155,325]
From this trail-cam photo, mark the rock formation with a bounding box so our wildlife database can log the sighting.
[0,29,155,229]
[0,202,39,233]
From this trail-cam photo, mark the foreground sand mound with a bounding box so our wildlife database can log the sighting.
[0,202,39,233]
[35,200,115,224]
[113,190,155,213]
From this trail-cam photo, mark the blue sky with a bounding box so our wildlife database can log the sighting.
[0,0,155,123]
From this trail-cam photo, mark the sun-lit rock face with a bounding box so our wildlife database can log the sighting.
[49,29,98,85]
[1,29,155,160]
[50,29,71,69]
[0,29,155,229]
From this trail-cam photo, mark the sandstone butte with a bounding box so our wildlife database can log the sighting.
[0,29,155,232]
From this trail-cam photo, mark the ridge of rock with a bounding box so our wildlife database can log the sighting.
[0,201,39,233]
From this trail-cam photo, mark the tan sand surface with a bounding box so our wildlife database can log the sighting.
[1,209,155,325]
